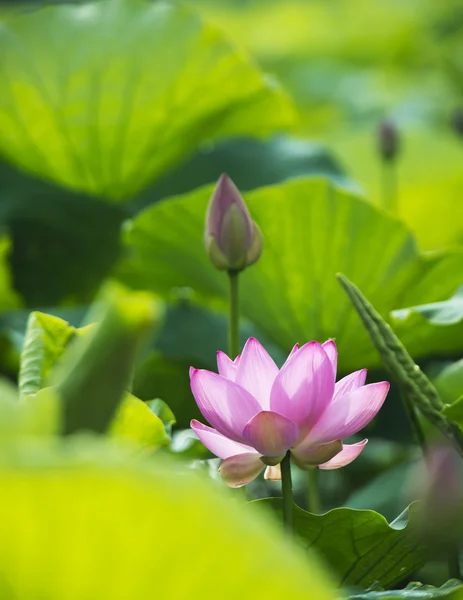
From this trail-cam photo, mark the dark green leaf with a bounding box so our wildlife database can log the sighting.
[133,136,349,211]
[0,161,126,305]
[154,299,287,366]
[133,353,202,429]
[0,235,22,311]
[254,499,427,589]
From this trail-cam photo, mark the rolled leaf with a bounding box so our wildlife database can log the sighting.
[56,289,160,435]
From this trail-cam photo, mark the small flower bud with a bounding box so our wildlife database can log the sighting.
[451,107,463,138]
[378,120,400,162]
[205,174,263,272]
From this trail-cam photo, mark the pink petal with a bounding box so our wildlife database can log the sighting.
[217,351,239,382]
[282,343,299,367]
[270,341,335,431]
[235,338,279,409]
[306,382,389,445]
[319,439,368,470]
[243,411,298,457]
[291,439,342,470]
[334,369,367,400]
[219,453,265,487]
[190,370,261,443]
[322,339,338,376]
[190,420,256,460]
[264,464,281,481]
[288,343,299,357]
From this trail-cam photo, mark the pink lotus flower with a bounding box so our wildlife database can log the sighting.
[190,338,389,487]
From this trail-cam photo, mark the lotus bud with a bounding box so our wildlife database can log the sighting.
[205,174,263,272]
[378,120,400,162]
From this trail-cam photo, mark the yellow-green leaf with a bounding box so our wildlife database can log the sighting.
[110,393,169,449]
[0,0,295,200]
[0,436,337,600]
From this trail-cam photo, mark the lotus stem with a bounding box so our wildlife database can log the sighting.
[228,270,240,359]
[281,451,294,533]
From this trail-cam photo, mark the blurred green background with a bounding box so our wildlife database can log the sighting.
[0,0,462,557]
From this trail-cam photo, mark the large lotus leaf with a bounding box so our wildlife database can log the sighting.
[117,177,463,372]
[255,499,426,589]
[0,436,336,600]
[0,0,295,200]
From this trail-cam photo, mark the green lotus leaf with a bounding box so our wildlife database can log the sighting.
[0,0,295,200]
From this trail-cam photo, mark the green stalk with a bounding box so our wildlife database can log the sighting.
[381,160,398,214]
[307,469,321,514]
[228,270,240,358]
[280,451,294,533]
[228,269,247,499]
